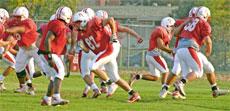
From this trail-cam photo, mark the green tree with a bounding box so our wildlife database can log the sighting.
[0,0,80,20]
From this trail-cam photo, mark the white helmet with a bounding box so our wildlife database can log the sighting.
[196,6,210,21]
[12,7,29,20]
[49,14,56,21]
[188,7,198,17]
[96,10,108,19]
[161,17,175,30]
[82,8,95,20]
[0,8,9,23]
[56,6,72,23]
[72,11,89,30]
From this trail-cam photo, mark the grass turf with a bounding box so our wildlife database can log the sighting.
[0,71,230,111]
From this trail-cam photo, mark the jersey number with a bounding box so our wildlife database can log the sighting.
[184,18,199,32]
[84,36,99,50]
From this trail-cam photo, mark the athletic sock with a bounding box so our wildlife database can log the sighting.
[100,81,106,87]
[91,83,98,90]
[53,93,61,100]
[128,89,135,95]
[136,74,142,80]
[106,79,112,85]
[211,83,218,91]
[162,84,169,90]
[181,79,187,84]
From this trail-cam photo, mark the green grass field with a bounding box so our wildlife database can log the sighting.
[0,70,230,111]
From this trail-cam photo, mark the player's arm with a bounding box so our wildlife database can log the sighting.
[117,25,143,43]
[102,17,117,42]
[102,17,116,35]
[70,30,77,54]
[174,18,191,36]
[5,26,25,34]
[78,40,89,53]
[156,37,172,53]
[44,31,55,53]
[203,36,212,57]
[9,48,17,55]
[0,40,10,47]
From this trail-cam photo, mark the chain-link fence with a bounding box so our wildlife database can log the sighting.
[118,23,230,72]
[32,20,230,73]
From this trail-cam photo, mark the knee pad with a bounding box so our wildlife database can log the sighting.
[16,69,26,78]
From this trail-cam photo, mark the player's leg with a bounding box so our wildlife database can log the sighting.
[51,54,69,106]
[39,54,54,106]
[14,48,30,93]
[174,48,203,96]
[79,51,100,97]
[25,60,36,95]
[105,59,141,103]
[199,52,230,97]
[128,54,160,86]
[0,51,15,90]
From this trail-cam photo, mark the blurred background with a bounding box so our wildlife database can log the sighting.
[0,0,229,72]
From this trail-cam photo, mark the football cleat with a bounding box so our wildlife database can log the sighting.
[174,81,186,96]
[212,89,230,98]
[26,86,35,96]
[52,98,69,106]
[14,85,28,93]
[82,86,90,98]
[92,88,101,98]
[159,88,168,98]
[106,83,118,97]
[128,92,141,103]
[100,86,108,93]
[172,91,186,100]
[41,97,52,106]
[0,82,6,91]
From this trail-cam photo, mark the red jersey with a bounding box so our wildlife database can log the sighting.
[148,26,172,51]
[179,17,211,47]
[174,18,187,48]
[0,23,4,37]
[16,18,38,47]
[39,20,67,55]
[77,17,112,54]
[39,23,48,35]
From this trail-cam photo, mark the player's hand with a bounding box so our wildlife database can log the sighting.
[136,37,143,44]
[48,59,55,67]
[110,34,118,43]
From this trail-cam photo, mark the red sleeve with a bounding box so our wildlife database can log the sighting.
[0,24,4,35]
[201,21,211,38]
[155,27,164,40]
